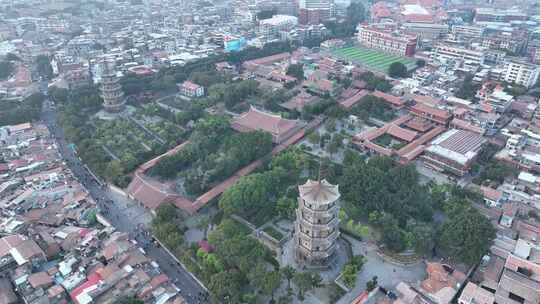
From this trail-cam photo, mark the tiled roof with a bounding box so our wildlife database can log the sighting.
[180,80,202,91]
[0,235,24,258]
[231,106,300,137]
[150,274,169,289]
[387,124,418,142]
[410,103,451,120]
[372,90,406,107]
[481,186,502,202]
[28,272,53,289]
[339,89,369,109]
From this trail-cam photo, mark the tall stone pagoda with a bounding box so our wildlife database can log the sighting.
[99,61,125,113]
[294,179,340,268]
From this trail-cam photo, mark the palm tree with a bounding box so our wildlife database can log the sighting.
[281,266,296,289]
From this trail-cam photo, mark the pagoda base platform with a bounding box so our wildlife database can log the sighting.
[94,105,135,120]
[280,237,350,283]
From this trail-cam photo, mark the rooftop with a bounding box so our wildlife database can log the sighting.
[426,129,486,165]
[298,179,340,205]
[231,106,301,138]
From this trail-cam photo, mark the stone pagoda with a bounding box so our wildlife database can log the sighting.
[99,61,125,113]
[294,178,340,268]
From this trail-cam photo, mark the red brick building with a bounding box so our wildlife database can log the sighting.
[357,24,418,57]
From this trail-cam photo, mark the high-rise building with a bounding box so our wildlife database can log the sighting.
[299,0,334,24]
[294,179,340,267]
[259,15,298,39]
[502,60,540,89]
[257,0,298,16]
[99,62,125,113]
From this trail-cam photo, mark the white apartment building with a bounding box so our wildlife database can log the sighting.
[431,44,485,66]
[502,60,540,88]
[452,25,485,38]
[259,15,298,38]
[300,0,334,10]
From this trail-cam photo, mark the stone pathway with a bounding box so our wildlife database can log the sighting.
[337,236,426,304]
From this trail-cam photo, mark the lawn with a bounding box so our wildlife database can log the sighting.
[333,46,416,73]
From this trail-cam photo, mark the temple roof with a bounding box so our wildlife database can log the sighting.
[231,106,300,136]
[299,179,340,204]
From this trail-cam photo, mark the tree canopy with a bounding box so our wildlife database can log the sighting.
[205,218,279,303]
[340,154,434,251]
[150,116,273,196]
[325,2,366,38]
[0,60,14,80]
[0,93,45,125]
[219,148,307,224]
[388,62,408,78]
[438,200,496,265]
[36,55,53,79]
[286,63,304,80]
[455,74,480,101]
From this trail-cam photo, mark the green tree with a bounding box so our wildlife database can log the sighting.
[0,60,14,80]
[455,74,480,101]
[438,202,496,265]
[262,271,282,302]
[116,296,144,304]
[104,160,125,183]
[209,270,243,303]
[388,62,407,78]
[293,272,321,300]
[257,9,276,20]
[5,53,20,62]
[307,131,320,145]
[49,86,69,103]
[155,203,177,222]
[286,63,304,80]
[324,2,365,38]
[325,118,337,133]
[35,55,53,79]
[366,276,378,291]
[281,265,296,289]
[406,220,435,255]
[276,196,296,219]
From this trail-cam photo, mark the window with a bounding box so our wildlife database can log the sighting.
[517,267,533,277]
[508,292,525,304]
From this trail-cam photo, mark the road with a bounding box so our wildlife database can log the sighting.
[40,91,208,304]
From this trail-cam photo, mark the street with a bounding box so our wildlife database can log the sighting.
[40,93,208,304]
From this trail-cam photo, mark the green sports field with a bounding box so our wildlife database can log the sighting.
[332,46,416,73]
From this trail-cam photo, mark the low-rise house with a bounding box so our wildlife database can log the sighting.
[177,80,204,98]
[481,186,504,207]
[459,282,495,304]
